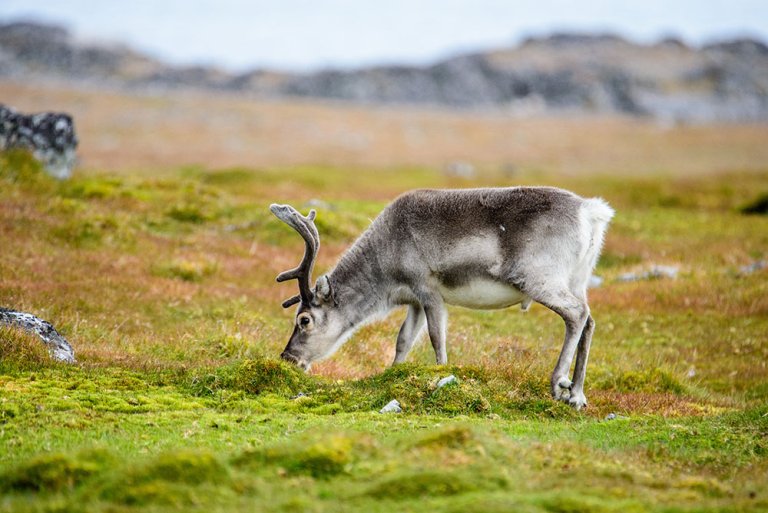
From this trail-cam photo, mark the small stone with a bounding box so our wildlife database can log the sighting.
[291,392,307,400]
[436,375,458,389]
[379,399,402,414]
[648,265,679,280]
[605,413,617,420]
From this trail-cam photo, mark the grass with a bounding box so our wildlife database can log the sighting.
[1,132,768,513]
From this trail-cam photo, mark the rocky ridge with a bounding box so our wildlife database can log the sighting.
[2,21,767,122]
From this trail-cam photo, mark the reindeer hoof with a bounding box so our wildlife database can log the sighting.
[568,392,587,410]
[551,377,572,401]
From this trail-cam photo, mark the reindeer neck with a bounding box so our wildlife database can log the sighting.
[327,230,390,327]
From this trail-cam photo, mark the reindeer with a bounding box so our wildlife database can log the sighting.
[270,187,614,409]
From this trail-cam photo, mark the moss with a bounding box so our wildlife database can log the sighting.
[188,366,238,396]
[445,496,545,513]
[595,368,686,395]
[0,402,20,423]
[164,186,230,224]
[102,450,231,505]
[61,178,122,199]
[153,257,218,282]
[136,450,229,485]
[51,214,122,247]
[1,449,113,492]
[423,379,491,415]
[365,468,507,499]
[166,201,211,223]
[233,358,312,396]
[537,493,645,513]
[112,481,197,506]
[237,433,357,478]
[413,425,476,449]
[341,364,558,417]
[0,149,51,186]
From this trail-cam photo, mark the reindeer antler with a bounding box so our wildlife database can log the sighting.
[270,204,320,308]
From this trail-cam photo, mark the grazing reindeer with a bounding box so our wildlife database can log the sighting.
[271,187,613,409]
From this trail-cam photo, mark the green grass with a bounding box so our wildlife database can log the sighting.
[1,150,767,512]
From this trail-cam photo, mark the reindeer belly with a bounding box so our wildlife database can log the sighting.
[438,278,527,310]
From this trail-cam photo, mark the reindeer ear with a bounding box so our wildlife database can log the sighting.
[314,275,333,303]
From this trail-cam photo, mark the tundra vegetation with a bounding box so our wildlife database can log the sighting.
[1,119,767,511]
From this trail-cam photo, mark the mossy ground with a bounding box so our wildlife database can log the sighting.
[1,148,767,512]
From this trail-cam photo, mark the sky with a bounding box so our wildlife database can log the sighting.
[1,0,767,72]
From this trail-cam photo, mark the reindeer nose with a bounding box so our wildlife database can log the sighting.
[281,351,299,365]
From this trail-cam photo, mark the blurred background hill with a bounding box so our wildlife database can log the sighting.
[2,20,767,123]
[1,1,767,174]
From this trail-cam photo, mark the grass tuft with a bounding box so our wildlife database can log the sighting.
[0,149,51,186]
[0,327,51,367]
[1,449,113,492]
[365,468,508,499]
[235,433,360,478]
[595,368,687,395]
[233,357,312,396]
[153,257,218,282]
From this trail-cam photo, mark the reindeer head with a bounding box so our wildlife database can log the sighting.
[270,204,347,370]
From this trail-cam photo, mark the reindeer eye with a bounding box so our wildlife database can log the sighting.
[297,313,313,329]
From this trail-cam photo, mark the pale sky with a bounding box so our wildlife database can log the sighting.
[1,0,766,71]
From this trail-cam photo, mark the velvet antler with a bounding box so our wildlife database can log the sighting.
[270,204,320,308]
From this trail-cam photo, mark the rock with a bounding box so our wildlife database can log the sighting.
[291,392,307,400]
[379,399,402,414]
[436,375,458,389]
[0,104,78,179]
[0,308,76,363]
[605,413,617,420]
[648,265,679,280]
[5,21,768,122]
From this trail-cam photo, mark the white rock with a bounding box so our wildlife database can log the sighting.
[436,375,458,389]
[379,399,402,413]
[648,265,679,279]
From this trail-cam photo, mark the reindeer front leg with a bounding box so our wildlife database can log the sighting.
[423,298,448,365]
[393,304,426,364]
